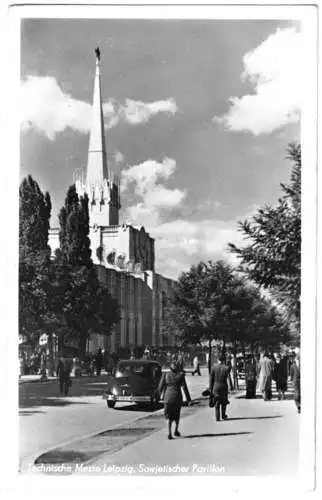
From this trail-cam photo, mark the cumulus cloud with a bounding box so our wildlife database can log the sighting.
[122,157,186,233]
[153,218,244,279]
[121,160,256,279]
[214,28,302,135]
[20,76,178,139]
[120,98,178,125]
[121,157,176,195]
[20,76,92,140]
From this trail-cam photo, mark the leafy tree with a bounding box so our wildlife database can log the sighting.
[162,260,290,371]
[229,143,301,328]
[19,177,52,344]
[58,184,92,267]
[19,175,51,259]
[55,185,120,355]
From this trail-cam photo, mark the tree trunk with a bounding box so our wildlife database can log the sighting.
[79,332,87,358]
[46,334,54,376]
[233,339,238,390]
[208,338,212,374]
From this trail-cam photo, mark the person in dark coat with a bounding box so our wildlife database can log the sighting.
[290,352,301,413]
[245,354,257,399]
[95,348,103,376]
[158,361,191,439]
[209,356,230,421]
[56,357,71,396]
[273,353,288,399]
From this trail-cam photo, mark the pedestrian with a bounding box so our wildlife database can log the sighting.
[226,355,234,390]
[290,351,301,413]
[39,351,48,381]
[95,348,103,376]
[158,361,191,440]
[192,354,201,376]
[257,350,274,401]
[231,355,239,390]
[209,356,230,421]
[177,353,184,372]
[56,356,71,396]
[273,353,288,399]
[245,354,257,399]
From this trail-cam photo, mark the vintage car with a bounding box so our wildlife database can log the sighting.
[102,359,162,408]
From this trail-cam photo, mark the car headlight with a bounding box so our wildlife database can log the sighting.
[112,387,118,396]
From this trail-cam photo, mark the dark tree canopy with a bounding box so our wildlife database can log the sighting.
[162,260,289,353]
[19,175,51,259]
[19,178,120,355]
[229,143,301,327]
[58,184,92,267]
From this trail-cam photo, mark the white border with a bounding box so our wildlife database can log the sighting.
[1,2,318,497]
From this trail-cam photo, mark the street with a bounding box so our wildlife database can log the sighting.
[19,369,208,471]
[19,370,299,476]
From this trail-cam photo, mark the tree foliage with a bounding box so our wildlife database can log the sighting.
[58,184,92,267]
[162,260,290,353]
[19,175,51,259]
[229,143,301,326]
[19,178,120,355]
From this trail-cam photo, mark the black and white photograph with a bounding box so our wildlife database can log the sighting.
[0,1,318,494]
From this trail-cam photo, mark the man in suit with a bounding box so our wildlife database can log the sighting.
[209,356,230,421]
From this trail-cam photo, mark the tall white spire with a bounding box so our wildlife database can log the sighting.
[86,47,108,184]
[76,47,120,228]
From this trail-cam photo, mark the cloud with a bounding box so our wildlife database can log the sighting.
[122,157,186,232]
[121,157,177,195]
[120,98,178,125]
[114,151,124,163]
[20,76,92,140]
[122,159,261,279]
[20,76,178,139]
[213,28,302,135]
[153,218,244,279]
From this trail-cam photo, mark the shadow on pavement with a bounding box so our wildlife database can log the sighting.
[19,410,46,416]
[226,415,282,421]
[184,431,252,439]
[114,403,163,413]
[19,397,90,409]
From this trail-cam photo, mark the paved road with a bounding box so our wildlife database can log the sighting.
[19,370,210,471]
[91,389,299,477]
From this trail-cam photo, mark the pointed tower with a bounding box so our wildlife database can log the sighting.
[76,47,120,227]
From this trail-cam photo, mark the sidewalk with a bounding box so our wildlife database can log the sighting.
[90,391,299,477]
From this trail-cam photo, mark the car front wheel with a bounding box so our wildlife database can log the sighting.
[107,400,116,408]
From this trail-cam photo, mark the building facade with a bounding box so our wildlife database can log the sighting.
[49,48,176,353]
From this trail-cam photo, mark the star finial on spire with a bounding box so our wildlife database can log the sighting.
[95,47,100,61]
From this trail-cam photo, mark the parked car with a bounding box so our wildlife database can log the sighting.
[102,359,162,408]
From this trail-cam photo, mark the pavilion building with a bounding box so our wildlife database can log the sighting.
[49,48,175,354]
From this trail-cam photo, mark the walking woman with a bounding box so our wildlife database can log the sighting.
[158,361,191,440]
[257,351,274,401]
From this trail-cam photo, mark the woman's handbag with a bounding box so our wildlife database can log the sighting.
[209,393,215,408]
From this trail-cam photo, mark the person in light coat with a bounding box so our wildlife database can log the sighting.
[257,351,274,401]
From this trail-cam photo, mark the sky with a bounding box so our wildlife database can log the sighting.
[20,18,301,279]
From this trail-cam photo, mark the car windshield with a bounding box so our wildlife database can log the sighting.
[115,363,149,378]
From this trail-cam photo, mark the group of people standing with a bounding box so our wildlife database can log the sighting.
[257,350,301,413]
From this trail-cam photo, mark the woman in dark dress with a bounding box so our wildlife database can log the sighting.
[273,354,288,399]
[158,362,191,440]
